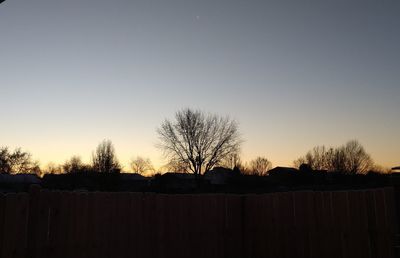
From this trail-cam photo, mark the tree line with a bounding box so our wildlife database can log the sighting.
[0,108,391,176]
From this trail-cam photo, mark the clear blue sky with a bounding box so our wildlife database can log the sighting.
[0,0,399,170]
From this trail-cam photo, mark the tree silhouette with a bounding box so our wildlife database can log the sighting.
[63,156,88,173]
[294,146,333,171]
[0,147,40,175]
[249,157,272,176]
[44,162,63,175]
[339,140,373,174]
[92,140,121,173]
[130,156,155,175]
[162,158,191,173]
[219,152,242,170]
[294,140,373,174]
[157,108,241,175]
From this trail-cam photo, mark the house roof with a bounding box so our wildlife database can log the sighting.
[268,166,298,175]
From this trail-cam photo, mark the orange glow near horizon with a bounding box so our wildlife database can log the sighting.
[8,139,398,173]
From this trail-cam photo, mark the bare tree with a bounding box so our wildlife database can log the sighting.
[294,140,373,174]
[161,158,191,173]
[340,140,373,174]
[0,147,40,174]
[44,162,63,174]
[249,157,272,176]
[130,156,155,175]
[157,108,241,175]
[218,151,242,169]
[63,156,88,173]
[294,146,333,171]
[92,140,121,173]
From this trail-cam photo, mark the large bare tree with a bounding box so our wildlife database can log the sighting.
[157,108,241,175]
[92,140,121,173]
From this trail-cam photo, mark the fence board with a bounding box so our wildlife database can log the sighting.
[374,189,393,258]
[1,193,29,258]
[349,191,371,258]
[33,190,51,258]
[331,191,349,258]
[242,195,254,258]
[0,194,5,256]
[76,192,89,258]
[179,194,195,258]
[16,193,29,258]
[85,192,97,258]
[294,191,313,258]
[312,192,325,258]
[115,192,130,258]
[142,193,157,258]
[384,187,397,258]
[366,190,379,258]
[2,194,19,258]
[272,192,284,258]
[94,192,106,258]
[321,191,339,258]
[262,194,274,258]
[47,191,62,258]
[128,193,143,258]
[224,194,242,258]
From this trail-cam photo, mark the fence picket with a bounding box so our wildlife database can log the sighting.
[2,194,18,258]
[0,194,5,256]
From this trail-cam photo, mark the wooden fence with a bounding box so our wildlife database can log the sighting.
[0,187,397,258]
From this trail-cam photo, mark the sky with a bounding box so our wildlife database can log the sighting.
[0,0,399,171]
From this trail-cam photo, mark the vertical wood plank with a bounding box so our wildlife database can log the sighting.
[0,193,5,256]
[179,194,195,258]
[351,191,371,258]
[85,192,96,258]
[322,191,338,258]
[374,189,392,258]
[27,185,40,258]
[76,192,89,258]
[15,193,29,258]
[331,191,350,258]
[47,191,62,258]
[128,193,143,258]
[272,192,284,258]
[0,193,29,258]
[384,187,398,258]
[293,191,314,258]
[224,194,242,258]
[1,194,18,258]
[34,189,51,258]
[366,189,379,258]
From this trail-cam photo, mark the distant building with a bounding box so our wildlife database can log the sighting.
[0,174,41,192]
[119,173,147,181]
[153,172,197,190]
[0,173,41,184]
[268,167,299,177]
[204,167,234,185]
